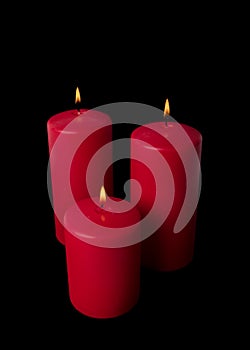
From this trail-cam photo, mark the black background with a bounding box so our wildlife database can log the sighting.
[7,4,242,345]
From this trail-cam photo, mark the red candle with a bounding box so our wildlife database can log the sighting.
[130,99,202,271]
[47,88,113,244]
[63,186,141,319]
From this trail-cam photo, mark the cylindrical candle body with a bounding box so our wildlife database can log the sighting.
[131,122,202,271]
[64,197,141,318]
[47,109,113,244]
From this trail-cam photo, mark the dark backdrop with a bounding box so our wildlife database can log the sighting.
[7,6,239,345]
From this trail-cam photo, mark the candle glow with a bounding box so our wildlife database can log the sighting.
[75,87,81,104]
[164,98,170,117]
[163,98,170,126]
[100,185,107,207]
[75,87,81,114]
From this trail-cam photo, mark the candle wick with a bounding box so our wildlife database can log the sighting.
[164,114,169,127]
[75,101,81,115]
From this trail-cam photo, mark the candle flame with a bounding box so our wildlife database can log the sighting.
[100,185,107,206]
[164,98,170,116]
[75,87,81,104]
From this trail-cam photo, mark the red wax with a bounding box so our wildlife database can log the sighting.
[64,197,141,319]
[131,121,202,271]
[47,109,113,244]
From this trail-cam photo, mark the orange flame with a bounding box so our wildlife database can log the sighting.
[100,185,107,206]
[75,87,81,104]
[164,98,170,116]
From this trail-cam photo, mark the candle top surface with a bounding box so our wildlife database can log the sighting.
[64,197,141,247]
[47,109,112,133]
[131,122,202,151]
[65,197,140,227]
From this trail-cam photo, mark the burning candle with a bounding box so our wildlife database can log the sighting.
[130,99,202,271]
[63,186,141,319]
[47,87,113,244]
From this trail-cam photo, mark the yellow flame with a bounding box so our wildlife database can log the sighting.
[75,87,81,104]
[164,98,170,116]
[100,185,107,205]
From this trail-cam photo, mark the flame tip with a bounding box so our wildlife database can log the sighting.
[164,98,170,116]
[75,86,81,104]
[100,185,107,204]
